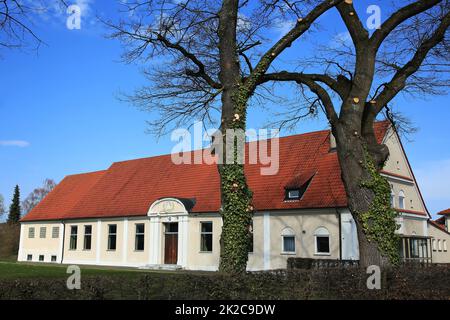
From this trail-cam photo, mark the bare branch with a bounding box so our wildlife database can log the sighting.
[373,11,450,113]
[371,0,442,50]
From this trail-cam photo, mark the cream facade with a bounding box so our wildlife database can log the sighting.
[18,127,450,269]
[18,201,353,270]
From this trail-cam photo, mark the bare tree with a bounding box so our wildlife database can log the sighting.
[107,0,448,269]
[22,179,57,216]
[106,0,343,273]
[0,0,67,51]
[0,194,5,218]
[258,0,449,266]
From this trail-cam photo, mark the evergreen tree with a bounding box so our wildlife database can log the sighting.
[7,185,21,224]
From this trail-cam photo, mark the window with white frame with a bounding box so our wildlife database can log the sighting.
[314,227,330,255]
[200,222,213,252]
[108,224,117,250]
[438,239,442,251]
[39,227,46,239]
[281,227,296,254]
[432,239,437,251]
[398,190,405,209]
[135,223,145,251]
[69,226,78,250]
[39,255,44,262]
[84,225,92,250]
[28,227,35,239]
[27,254,32,261]
[52,226,59,238]
[444,240,447,252]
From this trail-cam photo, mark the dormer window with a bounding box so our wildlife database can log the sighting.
[284,170,316,201]
[287,189,300,200]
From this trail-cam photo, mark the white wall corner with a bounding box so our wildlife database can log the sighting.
[58,223,64,263]
[339,209,359,260]
[123,218,129,264]
[17,223,25,262]
[96,220,102,264]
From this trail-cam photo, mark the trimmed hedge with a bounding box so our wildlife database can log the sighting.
[0,223,20,259]
[0,265,449,300]
[287,258,359,269]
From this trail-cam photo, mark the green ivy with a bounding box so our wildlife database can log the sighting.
[359,148,401,265]
[218,85,254,274]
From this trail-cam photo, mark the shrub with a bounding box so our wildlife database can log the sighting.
[0,223,20,259]
[0,265,448,300]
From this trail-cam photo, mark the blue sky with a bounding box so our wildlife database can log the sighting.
[0,0,449,219]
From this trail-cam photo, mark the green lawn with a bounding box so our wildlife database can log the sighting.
[0,259,201,280]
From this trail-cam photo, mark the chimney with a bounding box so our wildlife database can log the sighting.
[329,130,336,152]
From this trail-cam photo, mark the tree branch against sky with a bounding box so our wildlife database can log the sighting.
[0,194,5,218]
[107,0,343,273]
[22,179,56,216]
[0,0,68,52]
[258,0,449,266]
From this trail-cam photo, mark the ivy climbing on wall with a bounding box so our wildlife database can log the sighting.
[359,148,401,265]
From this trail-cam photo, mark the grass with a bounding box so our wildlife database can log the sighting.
[0,258,207,280]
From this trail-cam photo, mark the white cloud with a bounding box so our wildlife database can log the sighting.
[0,140,31,147]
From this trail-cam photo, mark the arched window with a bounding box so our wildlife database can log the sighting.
[438,240,442,251]
[314,227,330,254]
[432,239,437,251]
[444,240,447,252]
[281,227,296,253]
[390,185,395,208]
[398,190,405,209]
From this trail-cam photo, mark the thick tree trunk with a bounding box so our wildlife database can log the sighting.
[217,0,253,274]
[333,120,391,268]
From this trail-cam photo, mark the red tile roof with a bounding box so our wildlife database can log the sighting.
[429,217,447,232]
[22,121,395,222]
[438,208,450,215]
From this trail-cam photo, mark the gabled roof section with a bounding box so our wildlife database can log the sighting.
[284,170,317,190]
[438,208,450,215]
[21,121,393,221]
[21,170,106,222]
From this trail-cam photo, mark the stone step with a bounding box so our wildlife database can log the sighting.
[138,264,182,270]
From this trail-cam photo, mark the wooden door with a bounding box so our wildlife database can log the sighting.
[164,223,178,264]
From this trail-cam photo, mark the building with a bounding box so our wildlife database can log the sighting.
[18,121,450,270]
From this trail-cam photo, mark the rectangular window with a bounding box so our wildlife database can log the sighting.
[28,227,35,239]
[135,223,145,251]
[51,255,57,262]
[27,254,32,261]
[283,236,295,253]
[69,226,78,250]
[108,224,117,250]
[52,227,59,238]
[84,225,92,250]
[200,222,213,252]
[287,190,300,199]
[39,255,44,262]
[39,227,47,239]
[316,236,330,254]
